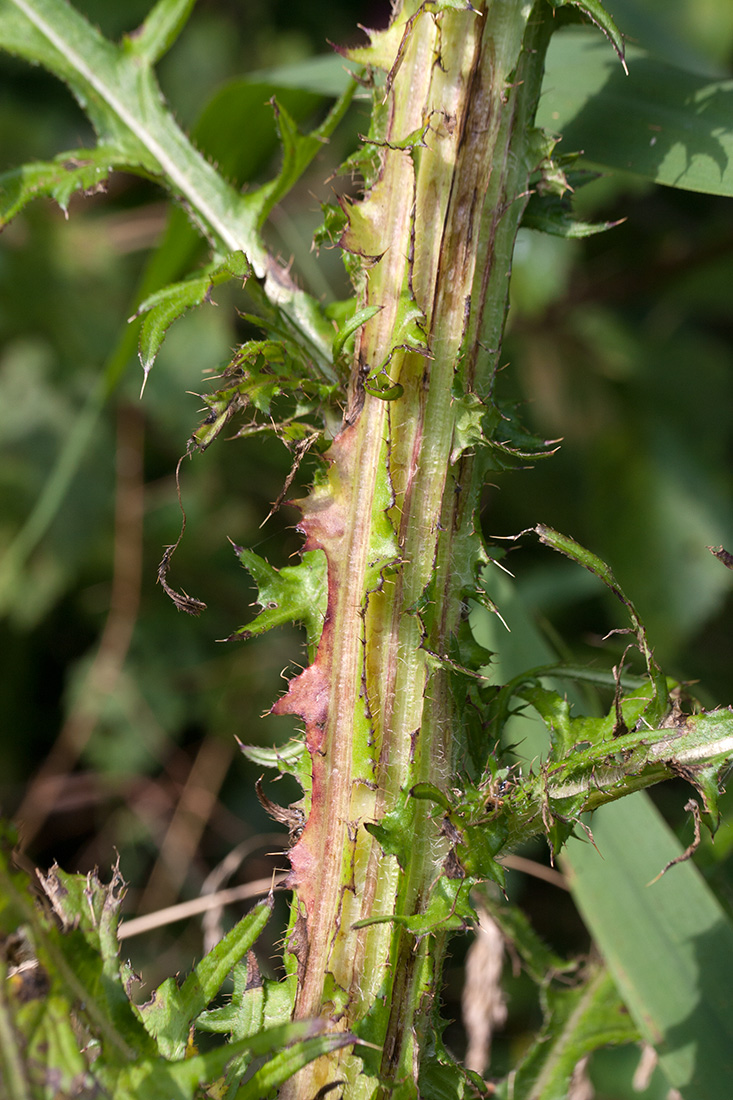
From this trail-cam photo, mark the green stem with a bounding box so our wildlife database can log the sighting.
[277,3,558,1097]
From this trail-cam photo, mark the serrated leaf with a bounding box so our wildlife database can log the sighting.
[0,0,147,155]
[188,332,339,453]
[137,898,272,1059]
[555,0,627,70]
[0,0,341,371]
[196,969,298,1097]
[419,1041,488,1100]
[132,251,251,385]
[230,546,328,652]
[0,146,126,226]
[198,969,296,1039]
[0,839,154,1066]
[37,863,126,984]
[0,0,259,249]
[247,83,356,230]
[105,1019,351,1100]
[521,190,621,237]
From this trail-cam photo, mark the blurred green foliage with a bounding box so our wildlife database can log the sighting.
[1,0,732,1088]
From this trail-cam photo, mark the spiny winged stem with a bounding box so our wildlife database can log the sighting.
[276,3,556,1097]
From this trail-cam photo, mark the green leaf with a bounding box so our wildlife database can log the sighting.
[132,251,251,386]
[521,190,621,237]
[251,41,733,197]
[36,863,126,985]
[196,969,298,1096]
[419,1029,488,1100]
[331,304,382,364]
[248,82,356,231]
[0,0,345,388]
[198,967,296,1039]
[105,1020,352,1100]
[565,795,733,1100]
[0,837,155,1068]
[137,897,272,1059]
[0,0,143,154]
[492,675,733,854]
[0,2,349,399]
[555,0,627,69]
[0,145,128,226]
[539,30,733,197]
[229,546,328,653]
[500,964,639,1100]
[0,0,264,251]
[235,1028,357,1100]
[124,0,197,65]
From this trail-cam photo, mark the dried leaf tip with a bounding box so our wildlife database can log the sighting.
[708,545,733,571]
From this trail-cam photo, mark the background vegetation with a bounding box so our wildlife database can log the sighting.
[1,1,733,1095]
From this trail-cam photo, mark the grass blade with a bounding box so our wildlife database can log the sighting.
[564,794,733,1099]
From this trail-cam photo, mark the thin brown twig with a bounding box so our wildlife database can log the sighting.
[200,833,287,952]
[498,853,568,890]
[136,736,235,916]
[118,872,289,940]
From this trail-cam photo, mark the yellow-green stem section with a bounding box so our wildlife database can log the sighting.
[280,3,555,1097]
